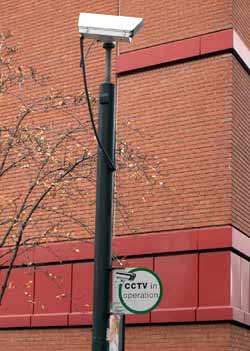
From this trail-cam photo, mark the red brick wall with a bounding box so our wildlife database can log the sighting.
[232,57,250,235]
[231,324,250,350]
[126,324,232,351]
[116,55,232,234]
[0,324,249,351]
[0,0,244,239]
[0,328,91,351]
[1,0,250,350]
[233,1,250,47]
[119,0,232,52]
[1,1,249,239]
[0,0,118,86]
[0,0,119,240]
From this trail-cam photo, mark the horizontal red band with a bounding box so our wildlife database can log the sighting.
[116,29,250,74]
[1,307,248,328]
[0,226,250,266]
[31,313,68,327]
[196,306,233,321]
[117,36,201,73]
[0,249,249,328]
[1,225,250,266]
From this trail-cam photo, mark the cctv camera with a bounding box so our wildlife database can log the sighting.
[78,13,144,43]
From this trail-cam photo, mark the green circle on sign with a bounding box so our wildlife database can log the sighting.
[118,267,163,314]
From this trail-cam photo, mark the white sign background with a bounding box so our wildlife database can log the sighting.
[112,268,162,314]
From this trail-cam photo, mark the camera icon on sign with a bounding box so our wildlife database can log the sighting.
[115,272,136,282]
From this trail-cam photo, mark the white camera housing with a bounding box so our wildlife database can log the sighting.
[78,13,144,43]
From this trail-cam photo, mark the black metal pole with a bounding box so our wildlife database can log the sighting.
[92,42,115,351]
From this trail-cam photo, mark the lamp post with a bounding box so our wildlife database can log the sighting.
[92,41,115,351]
[78,13,143,351]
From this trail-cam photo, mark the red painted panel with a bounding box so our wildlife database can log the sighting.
[232,227,250,259]
[240,258,249,313]
[231,253,241,309]
[152,254,198,323]
[116,37,200,73]
[0,268,35,315]
[121,257,153,270]
[69,312,92,326]
[31,313,68,327]
[151,308,196,323]
[0,246,35,267]
[197,306,232,321]
[198,226,232,250]
[126,313,150,324]
[71,262,93,316]
[34,240,94,264]
[200,29,233,54]
[113,230,197,257]
[34,264,71,314]
[0,315,31,328]
[199,251,230,307]
[245,312,250,326]
[0,226,248,268]
[233,307,244,324]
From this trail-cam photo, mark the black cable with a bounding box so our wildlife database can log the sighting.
[80,35,116,171]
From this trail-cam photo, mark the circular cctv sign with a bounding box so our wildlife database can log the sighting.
[118,268,162,314]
